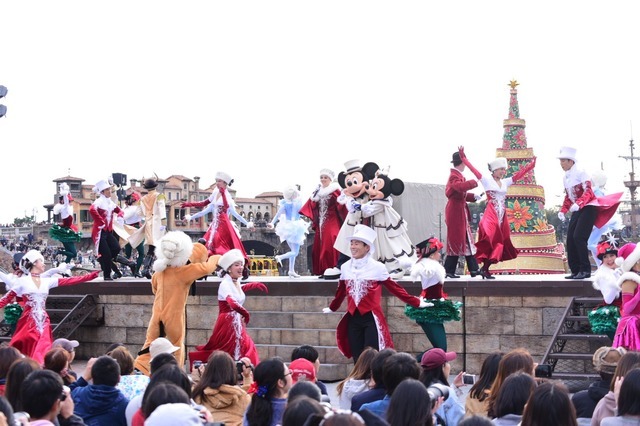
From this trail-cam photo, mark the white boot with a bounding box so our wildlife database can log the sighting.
[288,270,300,278]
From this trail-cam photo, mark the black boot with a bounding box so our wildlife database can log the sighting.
[141,254,154,279]
[116,255,137,276]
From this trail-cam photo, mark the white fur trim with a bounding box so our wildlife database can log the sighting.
[621,244,640,272]
[312,182,341,201]
[319,168,335,180]
[219,249,245,271]
[617,271,640,288]
[215,171,233,184]
[593,267,621,304]
[153,231,194,272]
[489,157,508,172]
[557,146,577,162]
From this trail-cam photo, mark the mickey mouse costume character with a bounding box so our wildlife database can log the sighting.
[299,168,347,277]
[268,186,310,278]
[133,232,220,375]
[190,249,267,367]
[404,237,462,351]
[0,250,99,363]
[128,177,167,279]
[458,146,537,279]
[589,238,622,340]
[331,160,378,279]
[323,225,430,363]
[557,146,622,280]
[49,183,81,263]
[360,165,416,279]
[444,151,481,279]
[182,171,254,278]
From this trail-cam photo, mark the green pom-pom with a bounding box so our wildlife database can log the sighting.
[4,303,23,325]
[404,299,463,324]
[588,305,620,334]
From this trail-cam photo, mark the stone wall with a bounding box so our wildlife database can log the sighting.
[73,286,574,377]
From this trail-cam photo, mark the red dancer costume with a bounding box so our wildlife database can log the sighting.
[459,148,536,278]
[323,225,426,362]
[0,250,98,363]
[190,249,267,367]
[557,147,622,280]
[299,169,347,276]
[182,172,254,274]
[443,151,481,278]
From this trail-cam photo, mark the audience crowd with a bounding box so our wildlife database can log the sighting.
[0,337,635,426]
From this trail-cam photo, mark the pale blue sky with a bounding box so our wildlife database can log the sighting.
[1,1,639,224]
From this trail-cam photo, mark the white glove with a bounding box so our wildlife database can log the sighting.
[247,221,255,229]
[266,223,274,229]
[184,214,192,221]
[419,299,434,308]
[569,203,580,212]
[322,307,332,314]
[474,194,482,201]
[558,212,565,222]
[115,216,124,226]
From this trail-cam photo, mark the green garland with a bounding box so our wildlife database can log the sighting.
[49,224,82,243]
[404,299,463,324]
[4,303,23,325]
[588,305,620,334]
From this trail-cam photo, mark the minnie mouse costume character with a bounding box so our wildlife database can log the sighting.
[360,165,416,279]
[404,237,462,351]
[557,146,622,280]
[323,225,430,363]
[268,186,310,278]
[49,183,81,263]
[182,172,254,278]
[299,169,347,277]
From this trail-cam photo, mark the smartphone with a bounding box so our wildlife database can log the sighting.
[462,374,477,385]
[534,364,552,378]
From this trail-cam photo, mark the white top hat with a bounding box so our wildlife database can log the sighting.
[344,159,362,173]
[347,224,377,255]
[219,248,245,271]
[557,146,577,162]
[215,171,233,184]
[93,180,111,194]
[319,168,335,180]
[489,157,508,172]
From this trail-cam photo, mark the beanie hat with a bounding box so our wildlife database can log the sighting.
[218,249,245,271]
[592,346,626,375]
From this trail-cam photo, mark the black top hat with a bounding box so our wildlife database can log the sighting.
[451,152,462,164]
[142,178,158,190]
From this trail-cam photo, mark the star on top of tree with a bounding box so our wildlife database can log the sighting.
[509,79,520,89]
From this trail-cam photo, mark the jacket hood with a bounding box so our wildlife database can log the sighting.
[73,384,127,416]
[201,384,248,410]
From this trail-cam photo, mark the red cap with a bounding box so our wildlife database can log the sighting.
[421,348,457,369]
[289,358,316,383]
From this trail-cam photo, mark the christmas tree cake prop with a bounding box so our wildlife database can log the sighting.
[490,80,565,274]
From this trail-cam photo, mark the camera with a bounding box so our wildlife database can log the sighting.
[427,383,450,407]
[534,364,552,378]
[193,361,206,370]
[462,374,477,385]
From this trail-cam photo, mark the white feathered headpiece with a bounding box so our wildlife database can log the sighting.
[153,231,194,272]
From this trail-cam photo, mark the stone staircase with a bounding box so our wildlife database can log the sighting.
[243,294,351,381]
[0,294,103,344]
[541,296,611,391]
